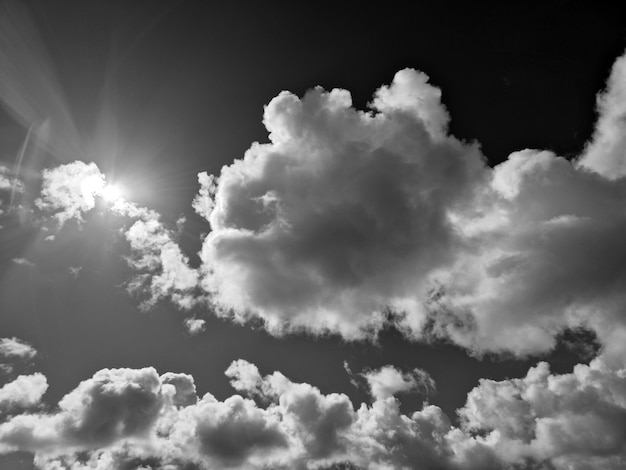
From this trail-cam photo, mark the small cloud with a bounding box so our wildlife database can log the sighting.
[11,258,34,267]
[68,266,82,279]
[0,338,37,361]
[35,160,106,226]
[184,318,205,335]
[362,365,436,401]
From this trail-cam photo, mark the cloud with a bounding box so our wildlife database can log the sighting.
[188,51,626,363]
[11,257,34,267]
[124,218,200,310]
[0,338,37,361]
[183,318,206,335]
[578,52,626,178]
[196,69,486,338]
[1,356,625,469]
[30,51,626,363]
[458,355,626,469]
[434,147,626,356]
[160,372,197,408]
[362,365,436,401]
[0,373,47,411]
[35,161,106,226]
[0,367,164,454]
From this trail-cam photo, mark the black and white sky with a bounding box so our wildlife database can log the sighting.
[1,1,626,469]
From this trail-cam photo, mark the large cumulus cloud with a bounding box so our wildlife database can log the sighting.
[31,51,626,360]
[30,51,626,359]
[195,69,487,338]
[189,51,626,361]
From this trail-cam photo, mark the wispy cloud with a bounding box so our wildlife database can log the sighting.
[35,161,107,226]
[11,258,34,267]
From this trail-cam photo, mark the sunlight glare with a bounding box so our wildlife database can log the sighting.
[101,184,123,202]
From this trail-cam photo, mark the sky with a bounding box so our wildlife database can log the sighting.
[1,1,626,469]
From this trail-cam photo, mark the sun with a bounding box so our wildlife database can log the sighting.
[101,184,123,202]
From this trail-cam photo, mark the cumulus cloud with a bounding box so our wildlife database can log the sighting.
[0,338,37,361]
[0,367,163,454]
[0,373,47,411]
[458,356,626,469]
[196,68,486,338]
[1,357,625,469]
[433,147,626,356]
[184,51,626,362]
[33,159,201,312]
[579,52,626,178]
[362,365,436,401]
[184,318,206,335]
[30,51,626,362]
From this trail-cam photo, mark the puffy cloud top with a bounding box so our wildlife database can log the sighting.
[363,365,435,401]
[196,68,486,339]
[4,357,624,469]
[0,337,37,361]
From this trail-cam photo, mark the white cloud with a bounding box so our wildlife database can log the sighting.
[11,257,34,267]
[579,52,626,178]
[192,171,216,220]
[458,355,626,469]
[0,367,163,454]
[0,337,37,361]
[29,52,626,363]
[435,147,626,356]
[160,372,197,408]
[35,161,106,226]
[0,356,624,469]
[124,218,199,310]
[183,317,205,335]
[188,52,626,361]
[0,373,47,410]
[362,365,436,401]
[196,68,486,339]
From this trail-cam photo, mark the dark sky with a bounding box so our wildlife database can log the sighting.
[0,1,625,469]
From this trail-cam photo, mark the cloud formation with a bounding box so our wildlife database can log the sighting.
[31,50,626,363]
[362,365,435,401]
[195,69,486,338]
[0,373,47,411]
[434,146,626,356]
[0,338,37,361]
[0,337,37,377]
[31,51,626,365]
[35,161,106,226]
[0,357,624,469]
[579,52,626,178]
[188,51,626,363]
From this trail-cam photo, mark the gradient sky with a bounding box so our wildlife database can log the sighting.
[1,1,626,469]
